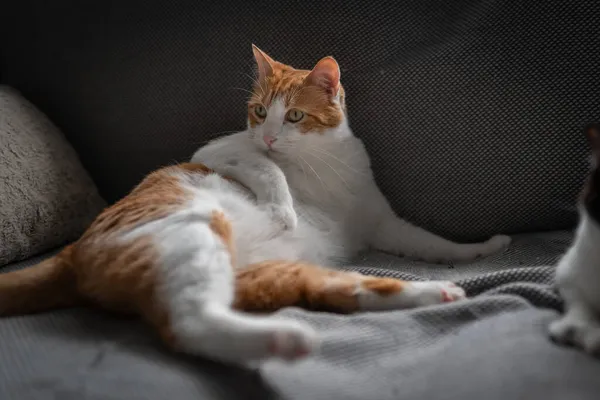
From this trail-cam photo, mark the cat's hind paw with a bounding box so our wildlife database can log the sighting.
[268,322,319,361]
[407,281,467,306]
[357,279,466,311]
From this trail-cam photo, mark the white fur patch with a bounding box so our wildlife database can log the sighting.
[551,210,600,355]
[358,281,466,311]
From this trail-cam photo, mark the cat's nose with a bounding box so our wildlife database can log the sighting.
[263,135,277,147]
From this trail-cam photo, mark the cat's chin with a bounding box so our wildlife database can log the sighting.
[266,148,285,158]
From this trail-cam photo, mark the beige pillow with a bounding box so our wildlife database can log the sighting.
[0,85,106,265]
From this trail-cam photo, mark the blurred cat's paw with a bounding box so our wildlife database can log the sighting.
[550,312,600,356]
[487,234,511,249]
[261,203,297,231]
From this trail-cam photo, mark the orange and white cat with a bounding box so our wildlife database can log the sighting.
[0,46,510,366]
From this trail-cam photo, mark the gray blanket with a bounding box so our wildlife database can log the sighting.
[1,230,600,399]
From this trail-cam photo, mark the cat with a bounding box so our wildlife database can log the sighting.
[550,123,600,355]
[0,45,510,366]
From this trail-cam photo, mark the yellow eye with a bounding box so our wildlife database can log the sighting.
[254,105,267,118]
[286,109,305,123]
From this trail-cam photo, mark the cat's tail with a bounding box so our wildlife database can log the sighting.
[0,249,80,316]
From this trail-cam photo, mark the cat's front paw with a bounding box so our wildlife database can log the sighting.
[550,314,600,356]
[261,203,298,231]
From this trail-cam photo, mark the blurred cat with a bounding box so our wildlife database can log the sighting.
[550,123,600,355]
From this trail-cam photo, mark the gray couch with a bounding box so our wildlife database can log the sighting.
[2,1,600,399]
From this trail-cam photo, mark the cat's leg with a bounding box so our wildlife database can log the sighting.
[549,289,600,356]
[147,211,317,365]
[192,139,297,231]
[368,192,510,263]
[234,261,466,313]
[227,157,297,231]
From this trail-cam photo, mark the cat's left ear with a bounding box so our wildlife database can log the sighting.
[252,44,275,82]
[585,123,600,153]
[306,56,341,97]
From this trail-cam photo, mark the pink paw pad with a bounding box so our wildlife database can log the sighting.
[441,289,453,302]
[267,330,315,361]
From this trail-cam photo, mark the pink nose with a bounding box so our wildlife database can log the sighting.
[263,135,277,147]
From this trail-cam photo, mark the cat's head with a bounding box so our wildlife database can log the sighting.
[247,45,347,153]
[582,123,600,222]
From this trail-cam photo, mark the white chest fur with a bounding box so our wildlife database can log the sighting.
[555,213,600,309]
[550,210,600,355]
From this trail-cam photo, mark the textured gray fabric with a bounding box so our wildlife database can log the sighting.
[2,1,599,240]
[0,86,106,265]
[2,231,596,400]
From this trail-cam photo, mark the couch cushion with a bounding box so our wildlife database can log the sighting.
[3,231,596,400]
[1,1,598,240]
[0,86,106,265]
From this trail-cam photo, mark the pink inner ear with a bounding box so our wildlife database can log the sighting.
[252,45,275,82]
[307,57,340,96]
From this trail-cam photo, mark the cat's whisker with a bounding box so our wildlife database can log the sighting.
[230,87,256,97]
[304,150,351,191]
[272,143,298,151]
[307,146,367,175]
[281,138,365,177]
[242,72,259,85]
[240,72,267,98]
[256,84,267,98]
[191,130,242,145]
[298,154,328,194]
[237,66,260,83]
[288,85,311,103]
[296,155,319,194]
[214,130,242,136]
[296,154,309,187]
[251,84,266,99]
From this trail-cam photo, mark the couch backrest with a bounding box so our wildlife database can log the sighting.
[1,0,599,241]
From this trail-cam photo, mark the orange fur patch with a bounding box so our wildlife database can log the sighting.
[72,164,234,348]
[361,278,404,296]
[84,164,202,237]
[0,248,79,316]
[0,163,236,351]
[209,210,236,266]
[247,61,345,134]
[234,260,405,314]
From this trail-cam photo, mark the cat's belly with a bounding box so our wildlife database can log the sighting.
[235,208,356,267]
[192,175,362,267]
[221,197,356,267]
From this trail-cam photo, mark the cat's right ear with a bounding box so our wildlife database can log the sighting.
[305,57,341,97]
[585,123,600,153]
[252,45,275,82]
